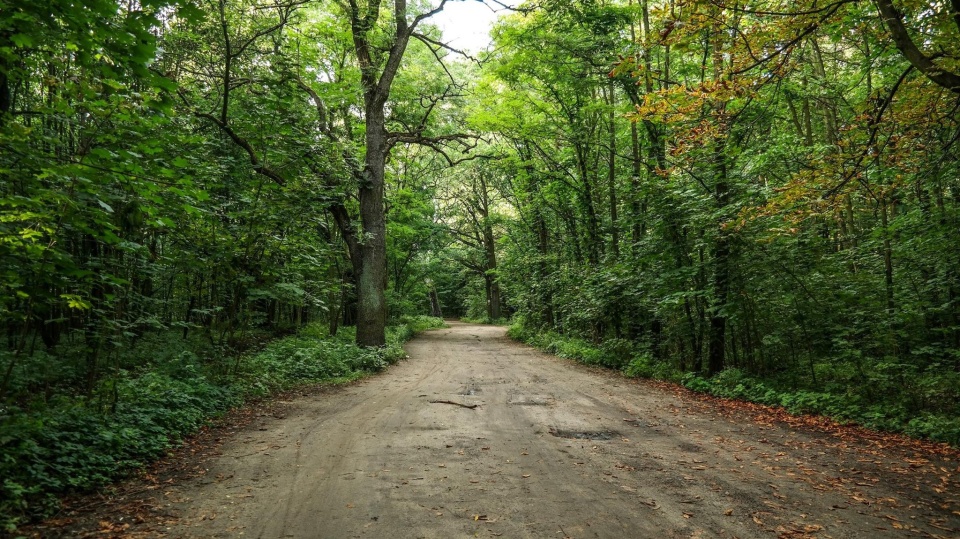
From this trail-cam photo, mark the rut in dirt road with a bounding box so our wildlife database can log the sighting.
[157,322,958,538]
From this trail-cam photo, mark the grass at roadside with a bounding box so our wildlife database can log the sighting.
[507,322,960,447]
[0,316,445,532]
[459,316,510,325]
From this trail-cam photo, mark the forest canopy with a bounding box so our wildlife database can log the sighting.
[2,0,960,530]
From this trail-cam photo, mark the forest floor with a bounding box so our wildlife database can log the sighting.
[25,322,960,539]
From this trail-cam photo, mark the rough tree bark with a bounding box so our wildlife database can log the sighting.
[343,0,451,346]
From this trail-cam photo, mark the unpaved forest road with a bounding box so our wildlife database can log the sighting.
[155,323,957,538]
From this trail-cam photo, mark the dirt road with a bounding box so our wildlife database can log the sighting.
[142,323,958,538]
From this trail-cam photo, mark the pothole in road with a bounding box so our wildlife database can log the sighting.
[549,428,620,441]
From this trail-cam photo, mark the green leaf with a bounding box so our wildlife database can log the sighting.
[10,33,33,48]
[60,294,92,311]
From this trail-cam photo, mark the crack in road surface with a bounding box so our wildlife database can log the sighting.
[159,322,959,538]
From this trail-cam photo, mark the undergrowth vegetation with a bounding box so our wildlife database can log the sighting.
[459,316,510,326]
[0,316,444,532]
[507,321,960,447]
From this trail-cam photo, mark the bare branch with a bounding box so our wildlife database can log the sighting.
[478,0,537,15]
[411,0,452,31]
[413,31,482,66]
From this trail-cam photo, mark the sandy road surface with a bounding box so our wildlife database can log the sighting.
[153,322,959,538]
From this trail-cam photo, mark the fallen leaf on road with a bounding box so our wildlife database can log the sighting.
[522,474,531,478]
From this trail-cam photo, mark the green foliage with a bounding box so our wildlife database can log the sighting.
[509,322,638,372]
[3,0,960,529]
[0,316,442,532]
[623,353,682,382]
[241,338,378,390]
[461,316,510,325]
[678,369,960,446]
[510,319,960,446]
[0,375,240,531]
[396,315,447,335]
[483,0,960,451]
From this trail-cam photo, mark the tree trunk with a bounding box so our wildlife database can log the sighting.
[481,177,502,321]
[0,66,10,125]
[606,80,619,259]
[356,109,389,347]
[574,143,602,264]
[881,196,895,313]
[429,287,443,318]
[708,139,730,376]
[630,123,645,246]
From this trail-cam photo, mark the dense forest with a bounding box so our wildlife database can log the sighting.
[2,0,959,530]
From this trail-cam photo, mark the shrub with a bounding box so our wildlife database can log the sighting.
[507,321,960,449]
[0,316,445,532]
[905,414,960,446]
[622,353,681,381]
[461,315,510,325]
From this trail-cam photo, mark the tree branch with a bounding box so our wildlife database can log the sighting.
[952,0,960,34]
[296,78,332,136]
[413,32,481,66]
[413,32,472,84]
[411,0,452,30]
[387,132,494,165]
[708,0,857,17]
[329,200,362,273]
[730,2,846,76]
[233,0,308,57]
[196,112,286,186]
[874,0,960,93]
[823,65,915,199]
